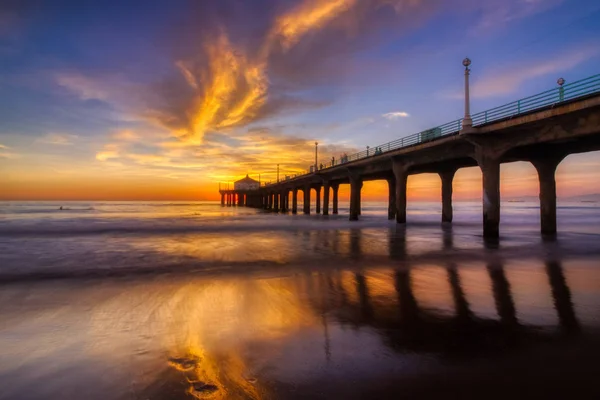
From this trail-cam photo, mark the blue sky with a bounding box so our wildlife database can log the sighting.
[1,0,599,200]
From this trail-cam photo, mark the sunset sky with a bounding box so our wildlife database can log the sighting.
[1,0,599,201]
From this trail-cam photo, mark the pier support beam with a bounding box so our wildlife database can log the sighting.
[531,155,564,235]
[292,189,298,214]
[303,186,311,214]
[220,193,225,207]
[478,155,501,238]
[323,182,330,216]
[349,175,362,221]
[268,193,273,210]
[273,192,279,212]
[332,184,339,214]
[387,176,396,220]
[286,191,290,211]
[392,160,408,224]
[439,169,457,223]
[282,191,289,212]
[279,192,284,212]
[315,186,322,214]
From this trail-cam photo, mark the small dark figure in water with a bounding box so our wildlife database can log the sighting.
[59,206,63,210]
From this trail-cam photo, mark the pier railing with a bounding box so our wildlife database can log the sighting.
[471,74,600,125]
[263,73,600,186]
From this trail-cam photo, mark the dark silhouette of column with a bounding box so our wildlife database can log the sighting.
[350,228,361,260]
[388,225,407,260]
[323,183,330,216]
[387,175,396,220]
[487,263,517,326]
[546,261,580,334]
[220,193,225,207]
[395,269,419,324]
[303,186,311,214]
[268,193,273,210]
[332,184,339,214]
[315,186,322,214]
[280,192,286,212]
[447,264,473,321]
[355,272,373,320]
[442,225,453,250]
[273,192,279,212]
[478,155,501,238]
[349,175,362,221]
[285,191,290,212]
[292,188,298,214]
[392,160,408,224]
[532,156,565,235]
[439,169,457,223]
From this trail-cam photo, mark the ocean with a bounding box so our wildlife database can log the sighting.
[0,200,599,399]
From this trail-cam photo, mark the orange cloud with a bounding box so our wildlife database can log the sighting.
[160,0,364,144]
[37,133,78,145]
[271,0,357,50]
[175,32,268,143]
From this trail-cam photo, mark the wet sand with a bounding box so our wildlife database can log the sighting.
[1,202,599,399]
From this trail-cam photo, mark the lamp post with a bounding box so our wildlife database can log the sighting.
[557,77,565,102]
[315,141,318,173]
[461,57,472,132]
[277,164,280,182]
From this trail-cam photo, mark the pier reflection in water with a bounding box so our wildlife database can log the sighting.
[0,228,599,399]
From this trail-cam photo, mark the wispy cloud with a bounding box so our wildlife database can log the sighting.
[382,111,410,120]
[93,125,357,182]
[441,46,600,99]
[0,143,19,159]
[471,0,564,30]
[37,133,78,145]
[96,144,120,161]
[56,73,109,101]
[137,0,436,143]
[111,130,141,141]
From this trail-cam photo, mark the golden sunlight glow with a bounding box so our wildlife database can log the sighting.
[272,0,356,50]
[160,279,316,399]
[179,0,358,143]
[183,33,268,143]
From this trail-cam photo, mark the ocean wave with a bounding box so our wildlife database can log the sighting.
[0,216,394,237]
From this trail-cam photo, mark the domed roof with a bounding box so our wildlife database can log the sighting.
[235,174,259,183]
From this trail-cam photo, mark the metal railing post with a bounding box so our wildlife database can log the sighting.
[559,86,564,102]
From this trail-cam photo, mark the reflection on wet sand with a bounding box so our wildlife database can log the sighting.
[546,261,580,335]
[1,227,598,400]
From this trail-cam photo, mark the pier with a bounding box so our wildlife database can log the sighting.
[220,69,600,238]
